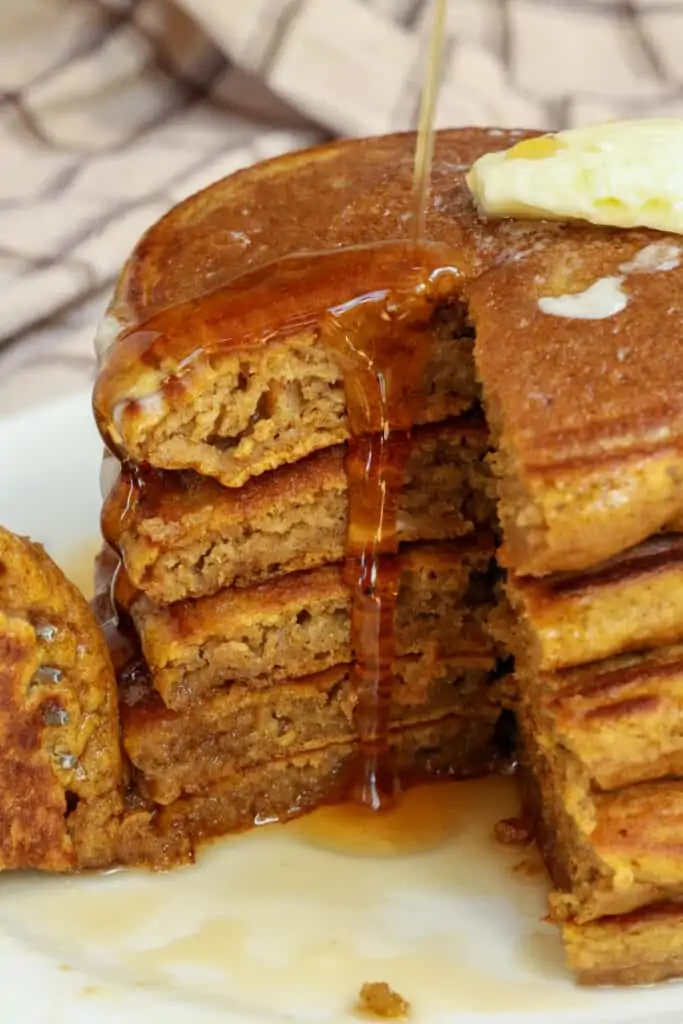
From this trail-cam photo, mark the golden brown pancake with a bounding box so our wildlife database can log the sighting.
[86,126,683,986]
[114,713,499,870]
[105,417,494,604]
[126,539,495,708]
[508,533,683,673]
[470,237,683,575]
[520,698,683,925]
[120,659,501,805]
[95,250,479,488]
[561,903,683,986]
[521,642,683,791]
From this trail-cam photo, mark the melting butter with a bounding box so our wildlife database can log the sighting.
[538,276,626,320]
[467,118,683,235]
[619,241,681,274]
[538,241,682,320]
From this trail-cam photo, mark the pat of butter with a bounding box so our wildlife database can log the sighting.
[467,118,683,235]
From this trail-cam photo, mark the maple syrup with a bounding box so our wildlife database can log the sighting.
[324,0,450,808]
[321,254,459,808]
[412,0,447,246]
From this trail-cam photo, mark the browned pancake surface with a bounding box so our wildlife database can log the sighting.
[508,533,683,672]
[0,526,123,871]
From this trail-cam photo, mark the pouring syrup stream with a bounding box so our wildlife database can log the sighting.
[329,0,451,809]
[412,0,447,246]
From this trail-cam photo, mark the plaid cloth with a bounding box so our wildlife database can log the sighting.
[2,0,683,417]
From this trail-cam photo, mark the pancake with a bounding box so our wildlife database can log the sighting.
[96,266,478,488]
[561,903,683,986]
[470,232,683,575]
[115,713,499,870]
[521,642,683,791]
[128,539,496,708]
[120,658,501,805]
[0,526,122,871]
[519,699,683,925]
[92,131,524,489]
[507,533,683,673]
[86,125,683,984]
[104,417,494,604]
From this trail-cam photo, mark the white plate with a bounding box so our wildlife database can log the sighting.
[0,391,681,1024]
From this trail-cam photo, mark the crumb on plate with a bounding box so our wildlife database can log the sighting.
[357,981,411,1019]
[494,815,535,846]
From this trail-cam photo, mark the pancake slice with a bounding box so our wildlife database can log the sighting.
[105,417,494,604]
[115,713,500,869]
[121,655,501,805]
[95,267,478,487]
[507,533,683,673]
[561,903,683,986]
[471,234,683,576]
[519,698,683,925]
[128,538,496,709]
[521,642,683,791]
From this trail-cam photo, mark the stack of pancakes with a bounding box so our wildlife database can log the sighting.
[505,536,683,984]
[470,223,683,984]
[94,133,512,847]
[86,127,683,983]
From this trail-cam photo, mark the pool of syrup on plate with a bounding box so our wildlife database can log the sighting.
[0,774,598,1020]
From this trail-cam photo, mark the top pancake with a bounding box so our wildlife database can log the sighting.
[102,129,535,328]
[92,129,533,486]
[94,128,683,574]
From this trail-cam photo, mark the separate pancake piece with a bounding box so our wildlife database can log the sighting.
[0,526,123,871]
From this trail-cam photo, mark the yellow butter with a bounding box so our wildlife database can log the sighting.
[467,119,683,235]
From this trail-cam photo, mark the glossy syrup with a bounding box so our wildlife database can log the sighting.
[325,0,449,808]
[412,0,447,246]
[321,258,458,808]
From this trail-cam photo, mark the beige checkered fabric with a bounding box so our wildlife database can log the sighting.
[2,0,683,416]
